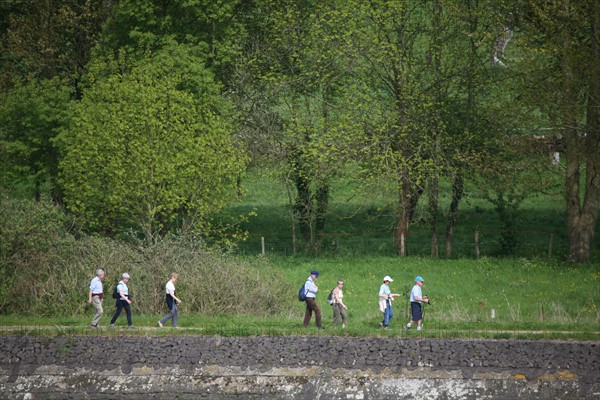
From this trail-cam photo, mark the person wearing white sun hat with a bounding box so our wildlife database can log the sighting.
[378,275,401,329]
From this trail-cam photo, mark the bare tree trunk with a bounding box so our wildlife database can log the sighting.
[396,171,411,256]
[429,0,442,258]
[564,0,600,263]
[445,172,464,257]
[429,176,439,258]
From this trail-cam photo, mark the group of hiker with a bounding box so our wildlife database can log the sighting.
[87,270,181,329]
[301,270,430,330]
[87,268,428,331]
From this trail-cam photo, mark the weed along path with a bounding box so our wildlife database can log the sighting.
[0,334,598,399]
[1,324,598,340]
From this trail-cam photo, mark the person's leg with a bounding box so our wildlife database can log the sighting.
[91,297,103,326]
[415,303,423,330]
[159,305,176,325]
[110,301,122,325]
[303,300,314,327]
[383,304,391,326]
[314,302,322,328]
[172,302,178,327]
[123,302,132,326]
[340,307,347,328]
[333,304,340,326]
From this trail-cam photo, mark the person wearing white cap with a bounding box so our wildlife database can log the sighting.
[87,269,105,328]
[404,275,429,331]
[378,276,401,329]
[109,272,134,328]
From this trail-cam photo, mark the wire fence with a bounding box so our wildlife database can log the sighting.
[235,228,600,260]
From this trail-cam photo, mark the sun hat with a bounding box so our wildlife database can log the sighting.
[122,272,131,279]
[310,270,319,277]
[415,276,424,282]
[383,276,393,282]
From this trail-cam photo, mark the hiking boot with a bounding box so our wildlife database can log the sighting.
[158,321,163,328]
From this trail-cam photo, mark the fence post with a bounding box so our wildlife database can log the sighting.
[261,237,265,256]
[547,233,554,258]
[474,229,480,260]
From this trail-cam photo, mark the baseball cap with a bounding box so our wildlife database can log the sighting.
[122,272,131,279]
[383,275,393,282]
[415,276,424,282]
[310,270,319,277]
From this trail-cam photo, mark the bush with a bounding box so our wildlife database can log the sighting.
[0,198,290,317]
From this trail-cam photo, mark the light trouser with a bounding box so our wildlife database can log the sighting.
[333,303,347,326]
[90,296,103,326]
[159,302,178,327]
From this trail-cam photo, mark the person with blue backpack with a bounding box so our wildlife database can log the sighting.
[302,270,324,330]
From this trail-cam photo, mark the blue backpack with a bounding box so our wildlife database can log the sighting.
[298,283,307,302]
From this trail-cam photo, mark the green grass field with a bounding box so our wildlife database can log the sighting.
[223,172,583,259]
[1,170,598,340]
[1,256,598,340]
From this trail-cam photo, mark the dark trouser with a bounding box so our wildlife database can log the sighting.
[110,299,132,326]
[304,298,322,328]
[411,301,423,321]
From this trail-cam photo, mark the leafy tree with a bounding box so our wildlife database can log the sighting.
[515,0,600,262]
[0,0,112,92]
[0,78,71,201]
[58,42,246,242]
[234,0,362,251]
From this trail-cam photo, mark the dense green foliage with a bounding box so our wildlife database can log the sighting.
[58,42,246,241]
[0,1,598,258]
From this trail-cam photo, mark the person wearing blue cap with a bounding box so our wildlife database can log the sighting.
[404,276,429,331]
[303,270,324,329]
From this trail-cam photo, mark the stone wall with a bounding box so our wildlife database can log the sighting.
[0,335,598,399]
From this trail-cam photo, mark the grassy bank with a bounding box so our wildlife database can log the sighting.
[2,256,598,340]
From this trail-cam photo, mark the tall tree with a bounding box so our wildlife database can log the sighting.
[0,78,70,201]
[58,42,246,242]
[517,0,600,262]
[235,0,361,251]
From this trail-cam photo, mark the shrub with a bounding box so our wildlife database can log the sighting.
[0,198,289,316]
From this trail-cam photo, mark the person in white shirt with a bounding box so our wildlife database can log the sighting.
[332,279,348,328]
[404,276,429,331]
[87,269,105,328]
[109,272,134,328]
[378,275,401,329]
[303,270,324,329]
[158,272,182,328]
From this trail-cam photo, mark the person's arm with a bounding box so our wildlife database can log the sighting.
[168,288,181,303]
[119,286,131,304]
[334,289,346,309]
[414,294,429,303]
[88,289,93,304]
[305,280,318,294]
